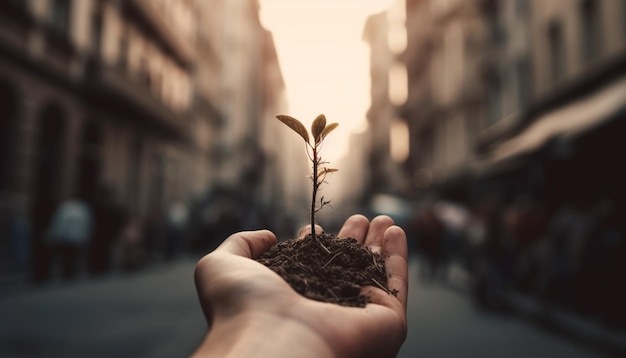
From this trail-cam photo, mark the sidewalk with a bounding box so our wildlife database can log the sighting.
[0,257,205,358]
[0,254,203,298]
[503,291,626,357]
[0,270,31,297]
[443,261,626,357]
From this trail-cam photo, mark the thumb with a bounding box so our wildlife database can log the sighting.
[215,230,277,259]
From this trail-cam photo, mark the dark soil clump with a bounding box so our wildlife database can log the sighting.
[257,233,396,307]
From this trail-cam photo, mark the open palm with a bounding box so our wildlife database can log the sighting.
[194,215,408,358]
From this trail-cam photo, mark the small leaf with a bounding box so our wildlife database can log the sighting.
[311,114,327,143]
[317,168,338,179]
[320,123,339,141]
[276,115,310,144]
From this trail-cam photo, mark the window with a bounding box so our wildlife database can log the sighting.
[49,0,70,37]
[0,0,28,19]
[515,58,530,110]
[0,83,17,190]
[487,73,502,124]
[580,0,602,64]
[91,8,102,55]
[485,0,505,45]
[389,63,408,106]
[118,28,129,69]
[515,0,528,17]
[390,119,409,163]
[621,1,626,36]
[127,136,142,212]
[548,21,565,82]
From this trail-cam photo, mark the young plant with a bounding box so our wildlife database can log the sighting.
[276,114,339,247]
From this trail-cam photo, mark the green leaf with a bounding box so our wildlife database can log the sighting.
[320,122,338,141]
[276,115,310,144]
[311,114,326,143]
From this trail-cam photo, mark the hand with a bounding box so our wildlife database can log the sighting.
[193,215,408,358]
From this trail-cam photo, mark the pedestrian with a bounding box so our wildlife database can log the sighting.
[120,215,145,271]
[410,199,445,280]
[165,201,188,260]
[87,187,124,275]
[43,197,94,280]
[192,215,408,357]
[30,194,56,283]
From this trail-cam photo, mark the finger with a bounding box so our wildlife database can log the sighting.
[364,215,395,255]
[297,224,324,239]
[382,226,409,309]
[215,230,277,259]
[337,214,370,244]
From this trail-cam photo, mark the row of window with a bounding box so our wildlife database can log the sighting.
[33,0,193,112]
[548,0,605,83]
[490,0,626,123]
[111,5,191,112]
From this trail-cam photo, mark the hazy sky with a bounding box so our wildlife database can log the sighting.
[259,0,395,161]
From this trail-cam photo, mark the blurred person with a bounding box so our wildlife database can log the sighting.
[142,208,163,263]
[506,196,548,294]
[119,215,145,271]
[10,215,31,272]
[204,196,243,248]
[463,206,487,271]
[165,201,189,260]
[469,195,511,309]
[408,198,446,281]
[433,199,471,268]
[536,199,595,307]
[192,215,408,358]
[87,187,125,275]
[574,197,626,326]
[497,199,524,291]
[42,197,94,281]
[30,194,56,282]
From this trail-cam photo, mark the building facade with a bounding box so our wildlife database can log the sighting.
[0,0,198,274]
[193,0,301,233]
[362,0,409,199]
[404,0,626,199]
[0,0,290,275]
[403,0,487,196]
[476,0,626,207]
[402,0,626,326]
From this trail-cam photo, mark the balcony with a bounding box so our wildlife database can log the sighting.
[125,0,195,67]
[84,59,189,141]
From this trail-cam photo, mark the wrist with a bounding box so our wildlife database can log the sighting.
[193,311,337,358]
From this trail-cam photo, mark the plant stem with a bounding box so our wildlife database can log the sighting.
[311,145,318,241]
[310,145,330,254]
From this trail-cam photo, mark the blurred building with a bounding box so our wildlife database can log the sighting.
[0,0,289,275]
[196,0,264,192]
[403,0,626,205]
[362,0,410,200]
[401,0,626,327]
[194,0,301,229]
[0,0,196,273]
[403,0,487,197]
[256,32,309,223]
[475,0,626,209]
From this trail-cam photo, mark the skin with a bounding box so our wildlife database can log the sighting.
[192,214,408,358]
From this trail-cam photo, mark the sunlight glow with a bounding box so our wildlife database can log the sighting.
[259,0,395,161]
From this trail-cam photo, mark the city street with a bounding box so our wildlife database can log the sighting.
[0,256,614,358]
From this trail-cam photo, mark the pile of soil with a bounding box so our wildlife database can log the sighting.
[257,232,397,307]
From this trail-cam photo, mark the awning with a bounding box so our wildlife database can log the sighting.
[491,76,626,162]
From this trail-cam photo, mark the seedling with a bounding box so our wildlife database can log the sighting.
[258,114,396,308]
[276,114,339,248]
